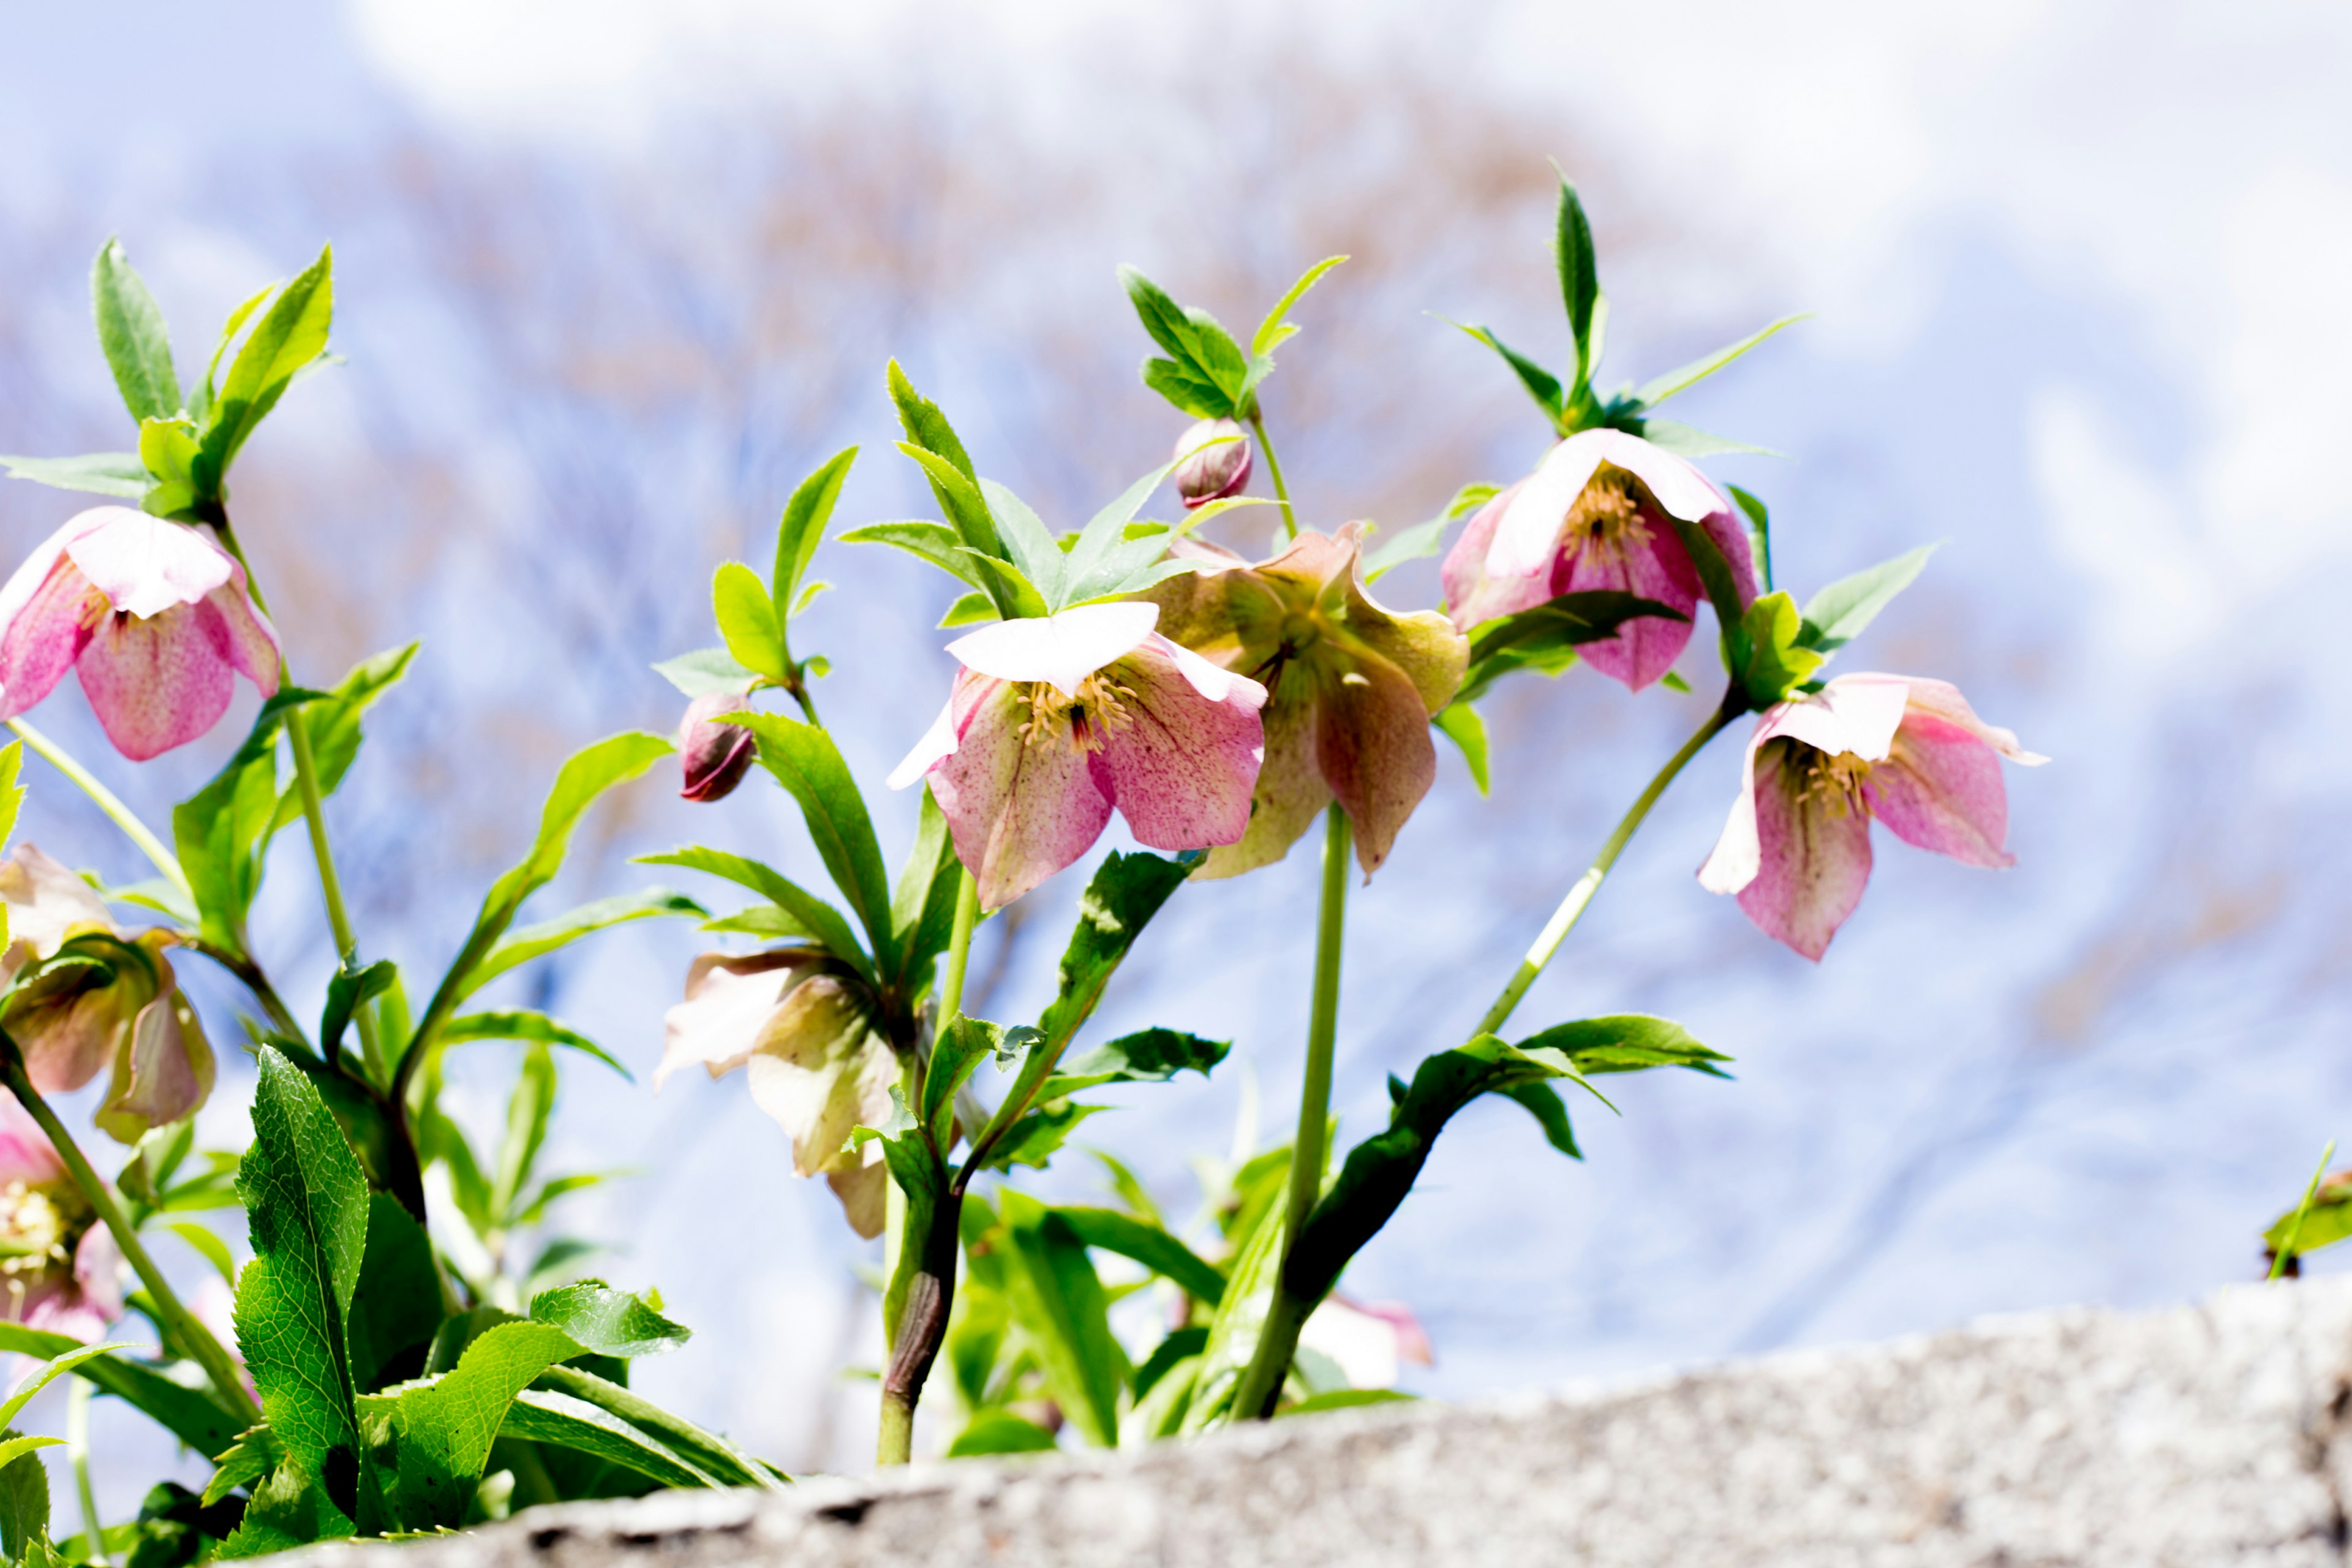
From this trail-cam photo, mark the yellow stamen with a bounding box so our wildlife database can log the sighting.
[1016,670,1141,755]
[1559,466,1656,571]
[1793,748,1874,818]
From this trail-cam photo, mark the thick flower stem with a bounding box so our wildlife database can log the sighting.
[6,719,189,899]
[69,1376,106,1567]
[1229,804,1351,1422]
[877,866,981,1468]
[1472,693,1741,1039]
[0,1033,260,1428]
[1248,412,1297,540]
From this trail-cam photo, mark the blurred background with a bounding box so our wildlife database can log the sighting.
[5,0,2348,1502]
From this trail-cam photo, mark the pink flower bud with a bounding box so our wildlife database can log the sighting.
[677,693,757,802]
[1171,418,1252,509]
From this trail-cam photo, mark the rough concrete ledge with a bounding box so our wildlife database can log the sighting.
[304,1278,2352,1567]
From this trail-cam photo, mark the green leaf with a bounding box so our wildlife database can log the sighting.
[1796,543,1936,654]
[463,889,707,1003]
[1455,590,1687,706]
[232,1048,376,1529]
[390,1320,583,1528]
[923,1016,1000,1144]
[1513,1014,1732,1077]
[488,1041,556,1229]
[982,1101,1107,1172]
[838,519,996,597]
[1501,1081,1581,1159]
[0,1325,238,1455]
[0,743,20,860]
[1054,1207,1226,1305]
[195,246,333,497]
[723,712,894,962]
[173,692,319,956]
[498,1389,722,1488]
[884,360,978,484]
[1181,1158,1289,1434]
[1446,318,1562,423]
[1131,1325,1208,1402]
[1278,1388,1417,1418]
[92,238,181,423]
[527,1281,690,1359]
[712,561,787,682]
[345,1194,440,1393]
[888,786,963,995]
[1120,266,1244,418]
[1728,485,1773,595]
[1632,315,1804,409]
[1038,1027,1229,1101]
[1634,419,1779,459]
[0,452,149,498]
[187,284,271,429]
[1735,591,1826,708]
[529,1365,784,1491]
[1554,173,1600,394]
[770,446,858,635]
[442,1009,631,1079]
[937,590,997,628]
[1251,255,1348,360]
[1433,703,1489,794]
[1363,483,1495,582]
[214,1463,353,1558]
[1140,356,1229,420]
[164,1219,238,1289]
[0,1432,53,1562]
[886,365,1018,610]
[270,643,420,839]
[1058,463,1180,608]
[652,646,760,699]
[637,846,868,976]
[319,958,396,1068]
[0,1342,137,1431]
[946,1409,1058,1457]
[997,1193,1127,1447]
[204,1425,284,1507]
[976,479,1068,608]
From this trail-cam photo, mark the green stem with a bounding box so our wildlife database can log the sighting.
[1230,807,1350,1422]
[6,720,187,898]
[68,1376,106,1567]
[2271,1139,2337,1281]
[1248,412,1297,540]
[0,1035,259,1428]
[1472,693,1740,1039]
[877,1392,914,1468]
[937,870,981,1028]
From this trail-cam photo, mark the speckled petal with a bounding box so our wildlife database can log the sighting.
[1735,737,1876,961]
[74,603,237,761]
[1861,682,2038,870]
[0,546,101,722]
[1095,633,1265,853]
[1441,480,1551,631]
[930,672,1115,910]
[1194,669,1330,879]
[1316,650,1440,876]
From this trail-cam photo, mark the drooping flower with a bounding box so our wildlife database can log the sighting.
[1171,418,1253,510]
[0,844,215,1143]
[1698,674,2046,960]
[1441,429,1759,690]
[0,506,281,761]
[657,950,898,1238]
[1142,524,1467,877]
[886,602,1268,910]
[0,1092,122,1341]
[677,692,758,803]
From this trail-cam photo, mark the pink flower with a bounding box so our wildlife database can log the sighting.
[1698,674,2046,960]
[887,603,1268,910]
[0,1093,122,1341]
[1170,418,1253,509]
[1441,429,1759,690]
[0,507,281,761]
[677,692,758,802]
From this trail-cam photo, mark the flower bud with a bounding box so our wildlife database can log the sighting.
[1171,418,1253,509]
[678,693,758,803]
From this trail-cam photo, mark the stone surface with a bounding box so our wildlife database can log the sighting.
[307,1278,2352,1567]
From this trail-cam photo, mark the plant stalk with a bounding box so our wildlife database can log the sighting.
[6,719,189,899]
[1248,412,1297,540]
[0,1034,259,1428]
[69,1375,107,1567]
[1229,805,1351,1420]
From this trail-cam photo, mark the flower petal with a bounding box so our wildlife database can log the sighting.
[656,951,816,1090]
[1769,676,1910,764]
[94,987,213,1145]
[1487,434,1615,580]
[1549,508,1702,690]
[739,976,895,1178]
[0,547,100,723]
[63,511,234,619]
[1441,481,1551,631]
[0,843,122,960]
[886,691,963,791]
[948,602,1160,697]
[202,581,282,696]
[1888,677,2047,766]
[1864,709,2017,869]
[930,673,1115,910]
[1735,737,1875,960]
[826,1152,889,1240]
[0,1094,64,1186]
[74,605,236,761]
[1195,669,1330,880]
[1314,649,1440,875]
[1577,429,1735,526]
[1095,633,1265,853]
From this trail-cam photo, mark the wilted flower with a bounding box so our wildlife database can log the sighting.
[657,950,897,1237]
[0,1093,121,1341]
[1143,524,1466,876]
[1171,418,1253,509]
[677,692,758,803]
[0,844,215,1144]
[0,507,281,761]
[886,602,1267,910]
[1442,429,1759,690]
[1698,674,2046,960]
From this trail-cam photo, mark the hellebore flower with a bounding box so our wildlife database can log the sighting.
[886,602,1267,910]
[0,507,281,761]
[1698,674,2046,960]
[1441,429,1759,690]
[1171,418,1253,509]
[0,844,216,1144]
[677,692,758,803]
[657,950,899,1238]
[1142,525,1467,877]
[0,1093,122,1341]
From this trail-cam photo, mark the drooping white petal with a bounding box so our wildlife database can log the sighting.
[947,601,1160,696]
[63,510,234,619]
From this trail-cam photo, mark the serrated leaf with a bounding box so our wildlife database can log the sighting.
[204,1424,284,1506]
[92,238,182,423]
[391,1320,582,1527]
[1632,314,1805,409]
[528,1281,690,1359]
[977,478,1068,606]
[1513,1014,1732,1077]
[1796,543,1936,654]
[1140,356,1229,419]
[0,452,149,498]
[839,520,994,594]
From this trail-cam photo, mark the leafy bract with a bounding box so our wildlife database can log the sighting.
[1733,592,1825,709]
[771,446,858,638]
[528,1281,691,1359]
[712,562,786,682]
[723,712,894,961]
[442,1009,630,1078]
[1121,266,1250,419]
[194,246,334,500]
[652,646,760,698]
[1445,318,1563,425]
[0,452,149,497]
[1037,1027,1229,1101]
[93,238,181,424]
[1054,1206,1226,1305]
[1453,590,1687,707]
[499,1390,720,1488]
[1632,315,1804,410]
[1796,543,1937,654]
[464,888,706,1001]
[388,1320,582,1527]
[1555,172,1600,397]
[636,844,865,975]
